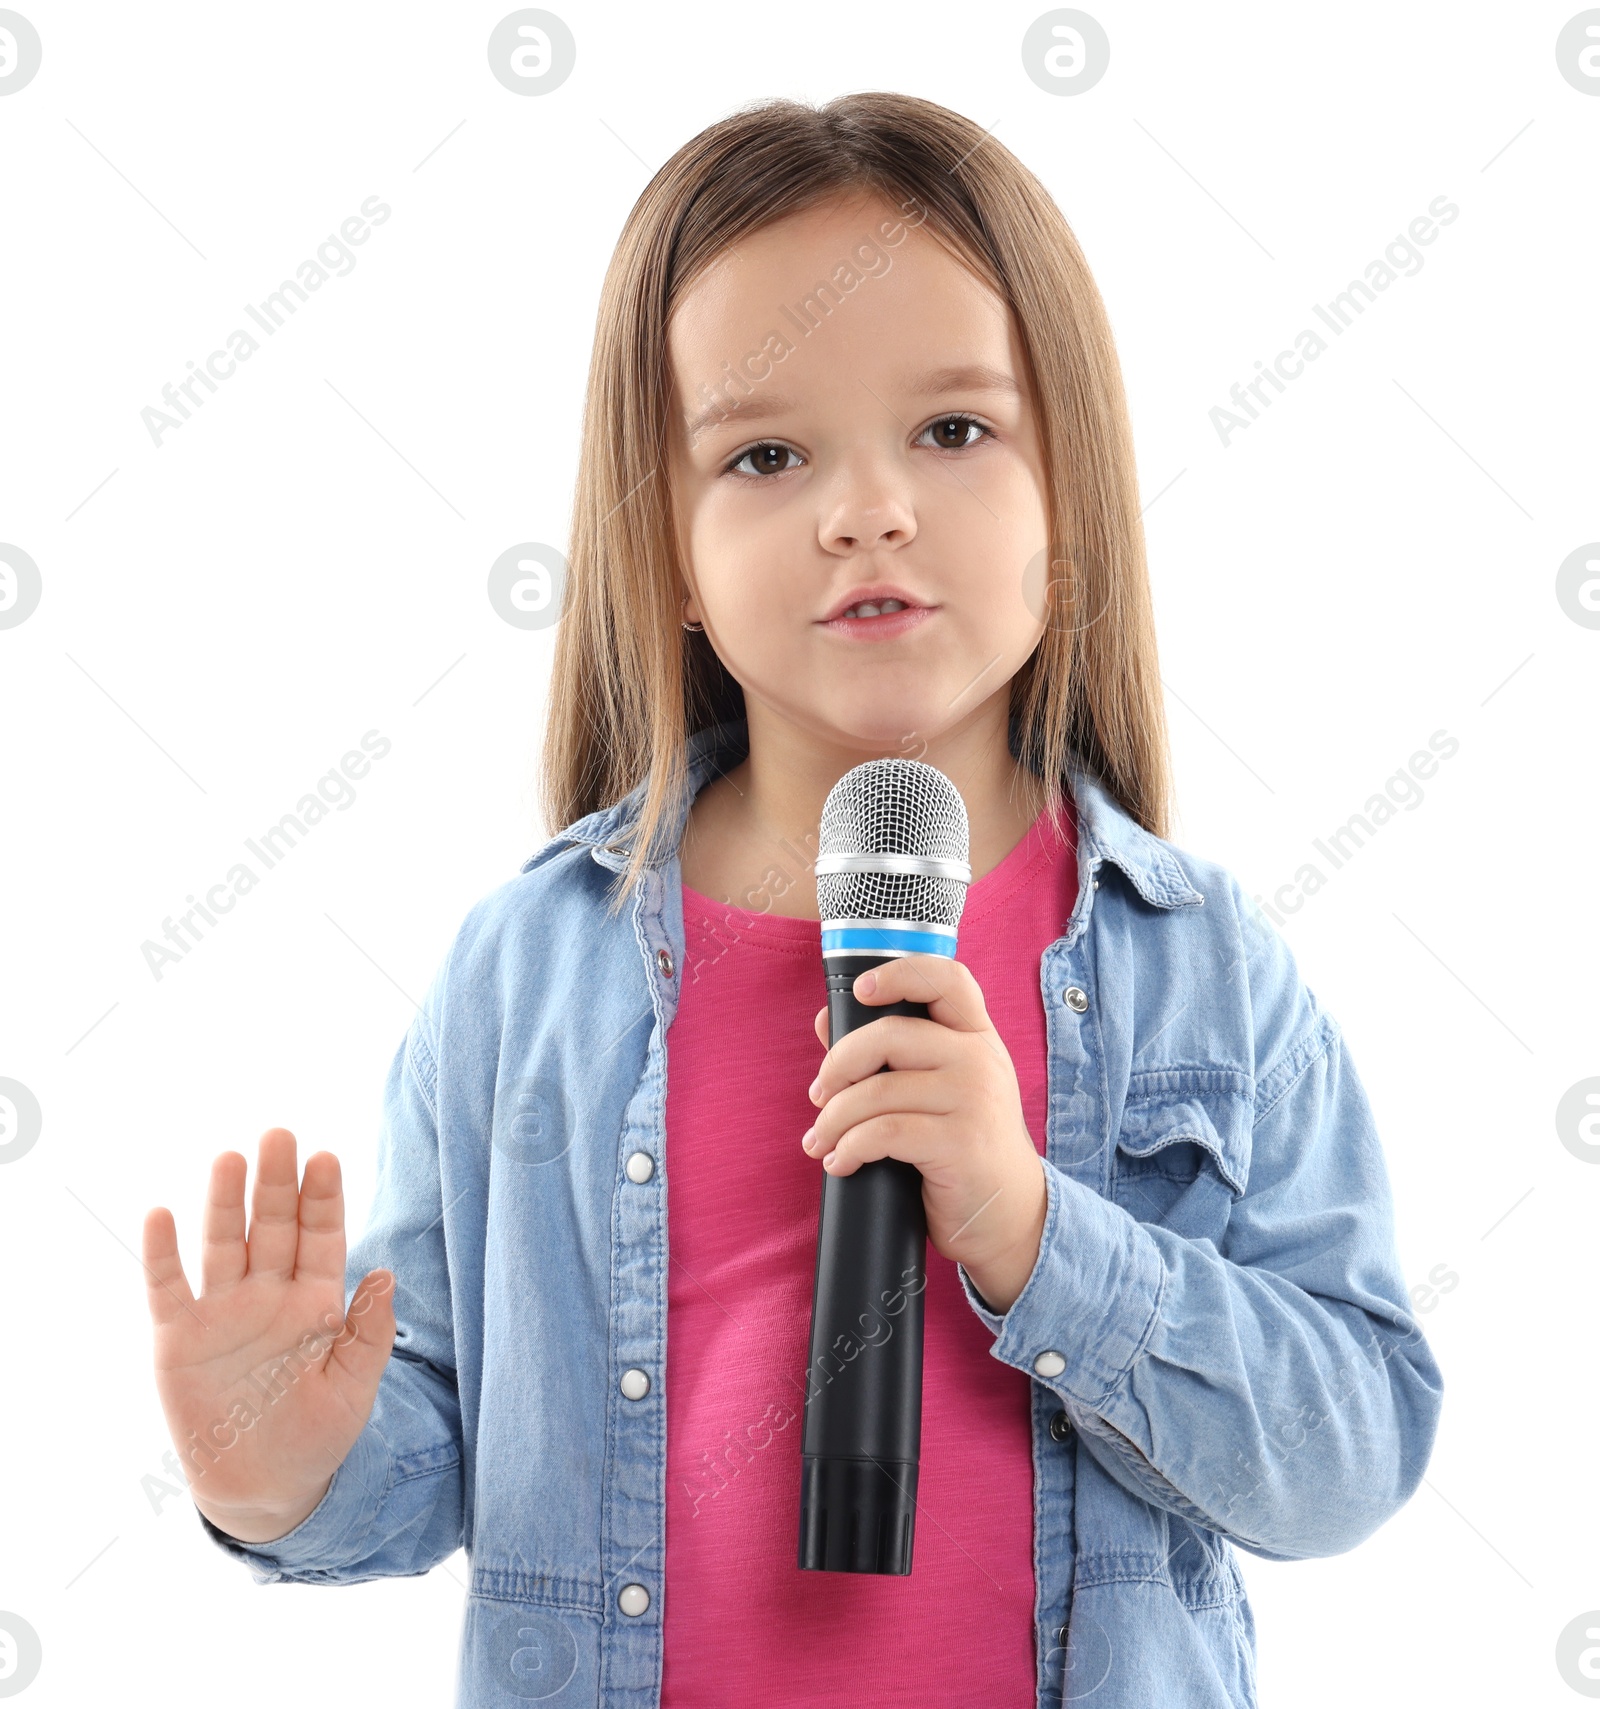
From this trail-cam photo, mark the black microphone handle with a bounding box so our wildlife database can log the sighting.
[797,950,928,1575]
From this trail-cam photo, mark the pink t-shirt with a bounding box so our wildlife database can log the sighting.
[661,793,1078,1706]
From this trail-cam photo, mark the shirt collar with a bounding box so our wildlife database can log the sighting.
[539,715,1203,910]
[1065,762,1205,910]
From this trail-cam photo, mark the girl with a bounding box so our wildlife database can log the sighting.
[144,92,1443,1708]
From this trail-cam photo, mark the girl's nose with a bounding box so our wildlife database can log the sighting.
[817,468,918,556]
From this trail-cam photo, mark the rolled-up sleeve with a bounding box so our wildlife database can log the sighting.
[958,917,1444,1562]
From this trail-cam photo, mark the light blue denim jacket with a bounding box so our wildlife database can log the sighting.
[199,715,1444,1707]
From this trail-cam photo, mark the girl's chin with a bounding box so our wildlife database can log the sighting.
[741,661,1010,748]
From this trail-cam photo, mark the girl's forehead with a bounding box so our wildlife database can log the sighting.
[667,209,1013,385]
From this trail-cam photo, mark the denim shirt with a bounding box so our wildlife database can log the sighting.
[199,716,1443,1708]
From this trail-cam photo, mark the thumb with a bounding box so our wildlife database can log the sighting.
[325,1268,397,1403]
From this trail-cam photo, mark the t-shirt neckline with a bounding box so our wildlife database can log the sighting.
[679,791,1074,949]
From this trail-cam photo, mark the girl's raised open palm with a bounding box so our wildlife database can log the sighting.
[142,1128,396,1545]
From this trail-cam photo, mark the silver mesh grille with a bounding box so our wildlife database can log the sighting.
[817,759,971,928]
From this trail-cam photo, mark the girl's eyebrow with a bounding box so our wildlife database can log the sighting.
[683,362,1022,442]
[903,363,1022,403]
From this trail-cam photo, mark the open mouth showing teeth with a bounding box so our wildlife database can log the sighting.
[841,599,909,619]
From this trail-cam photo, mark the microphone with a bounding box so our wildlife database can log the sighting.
[797,757,972,1575]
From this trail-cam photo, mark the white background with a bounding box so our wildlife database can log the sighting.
[1,2,1596,1704]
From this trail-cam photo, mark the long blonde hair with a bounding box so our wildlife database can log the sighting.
[542,91,1172,912]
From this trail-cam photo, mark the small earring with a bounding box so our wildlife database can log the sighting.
[680,596,704,633]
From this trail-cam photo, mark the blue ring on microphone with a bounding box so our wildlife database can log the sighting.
[820,925,958,958]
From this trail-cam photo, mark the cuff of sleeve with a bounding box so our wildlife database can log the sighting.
[956,1154,1166,1408]
[193,1415,391,1583]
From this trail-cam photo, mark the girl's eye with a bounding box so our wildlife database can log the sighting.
[921,413,991,452]
[727,442,802,479]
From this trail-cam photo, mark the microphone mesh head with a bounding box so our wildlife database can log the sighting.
[817,758,970,927]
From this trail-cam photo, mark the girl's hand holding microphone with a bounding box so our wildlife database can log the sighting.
[802,953,1050,1315]
[140,1129,397,1544]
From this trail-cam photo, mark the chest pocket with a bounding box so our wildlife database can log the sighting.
[1112,1069,1253,1242]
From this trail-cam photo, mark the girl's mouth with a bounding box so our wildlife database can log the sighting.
[818,599,937,641]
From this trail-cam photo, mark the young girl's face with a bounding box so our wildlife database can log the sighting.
[666,190,1051,760]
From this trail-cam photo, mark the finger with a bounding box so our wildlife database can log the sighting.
[245,1128,302,1281]
[292,1152,348,1286]
[324,1268,397,1401]
[201,1150,249,1293]
[851,954,992,1035]
[814,1110,948,1178]
[804,1067,953,1158]
[141,1206,198,1327]
[813,1005,828,1048]
[809,1013,955,1105]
